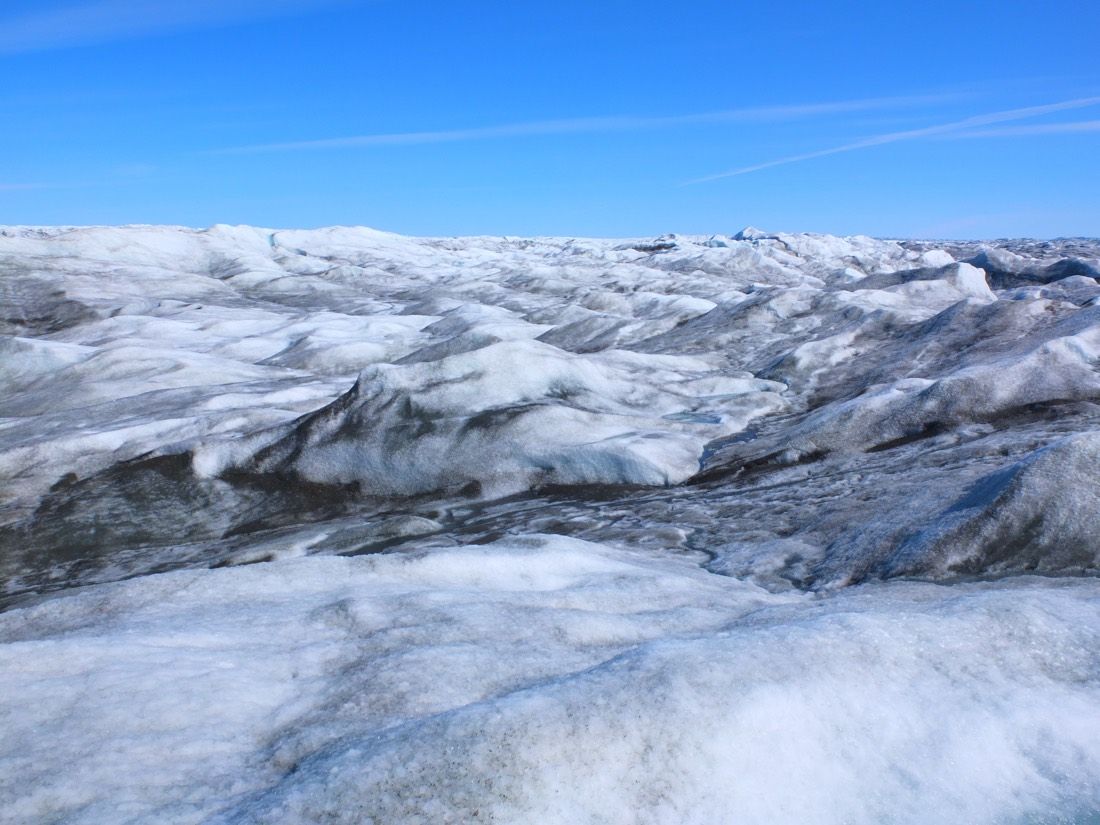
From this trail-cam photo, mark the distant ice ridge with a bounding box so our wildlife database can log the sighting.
[2,535,1099,825]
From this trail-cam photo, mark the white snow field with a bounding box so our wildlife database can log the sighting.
[1,225,1100,823]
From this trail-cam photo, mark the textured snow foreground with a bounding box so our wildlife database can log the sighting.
[1,226,1100,823]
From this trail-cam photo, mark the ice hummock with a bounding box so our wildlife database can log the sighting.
[194,339,785,497]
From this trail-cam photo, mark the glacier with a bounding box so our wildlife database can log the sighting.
[1,225,1099,823]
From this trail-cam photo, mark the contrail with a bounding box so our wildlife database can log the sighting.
[946,119,1100,138]
[209,94,962,156]
[685,95,1100,184]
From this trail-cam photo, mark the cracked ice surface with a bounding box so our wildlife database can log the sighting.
[1,225,1099,823]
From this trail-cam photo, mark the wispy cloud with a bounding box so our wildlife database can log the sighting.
[0,0,349,55]
[0,183,48,192]
[946,119,1100,138]
[208,93,961,155]
[686,95,1100,183]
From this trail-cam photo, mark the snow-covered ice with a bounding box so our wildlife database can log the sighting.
[1,225,1099,822]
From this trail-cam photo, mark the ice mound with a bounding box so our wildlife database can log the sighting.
[199,339,785,497]
[0,335,93,390]
[710,305,1100,468]
[965,245,1100,288]
[882,431,1100,578]
[2,536,1099,824]
[840,261,996,304]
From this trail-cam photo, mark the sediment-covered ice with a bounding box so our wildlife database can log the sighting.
[878,430,1100,577]
[2,225,1100,821]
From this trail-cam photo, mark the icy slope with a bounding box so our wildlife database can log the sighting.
[1,225,1100,822]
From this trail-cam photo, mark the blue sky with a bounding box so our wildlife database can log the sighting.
[2,0,1098,238]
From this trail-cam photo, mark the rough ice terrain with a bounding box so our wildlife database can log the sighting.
[1,225,1099,823]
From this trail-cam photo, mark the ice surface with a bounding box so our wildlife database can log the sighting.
[1,225,1100,821]
[3,536,1100,825]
